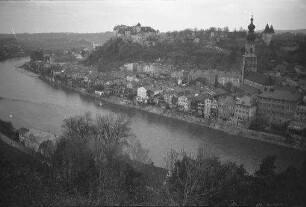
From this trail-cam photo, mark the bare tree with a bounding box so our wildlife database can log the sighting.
[54,112,94,184]
[61,111,94,144]
[164,147,225,206]
[93,113,132,165]
[127,138,151,164]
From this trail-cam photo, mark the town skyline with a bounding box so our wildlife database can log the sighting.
[1,0,306,34]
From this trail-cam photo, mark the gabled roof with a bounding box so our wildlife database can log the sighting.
[218,71,240,78]
[245,71,274,86]
[218,95,234,105]
[258,86,302,102]
[189,69,218,77]
[236,95,255,107]
[193,93,210,102]
[142,85,162,92]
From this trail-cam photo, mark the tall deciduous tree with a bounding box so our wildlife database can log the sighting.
[165,148,248,206]
[93,113,132,167]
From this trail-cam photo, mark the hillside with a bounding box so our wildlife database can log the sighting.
[86,31,306,73]
[0,32,114,61]
[85,37,240,73]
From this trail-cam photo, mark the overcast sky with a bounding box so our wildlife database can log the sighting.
[0,0,306,34]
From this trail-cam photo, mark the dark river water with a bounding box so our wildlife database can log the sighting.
[0,57,305,173]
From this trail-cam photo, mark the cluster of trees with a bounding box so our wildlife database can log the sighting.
[30,49,44,61]
[163,27,246,41]
[0,38,23,61]
[165,149,305,206]
[1,113,305,206]
[1,113,158,206]
[86,37,238,72]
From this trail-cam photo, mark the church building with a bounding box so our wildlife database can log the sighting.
[241,15,257,82]
[241,16,274,91]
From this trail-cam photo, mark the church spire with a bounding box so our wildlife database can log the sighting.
[247,15,256,41]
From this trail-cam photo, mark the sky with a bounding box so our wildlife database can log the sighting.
[0,0,306,34]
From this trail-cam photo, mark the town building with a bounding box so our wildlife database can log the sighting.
[163,90,178,108]
[178,95,192,111]
[113,23,158,46]
[294,65,306,76]
[136,86,149,103]
[95,90,105,97]
[218,95,235,121]
[242,16,257,82]
[257,87,302,126]
[288,103,306,132]
[217,71,241,87]
[136,85,162,103]
[241,16,275,92]
[233,95,257,128]
[204,96,218,118]
[188,69,218,86]
[120,63,134,72]
[193,94,209,117]
[243,71,274,90]
[262,24,274,46]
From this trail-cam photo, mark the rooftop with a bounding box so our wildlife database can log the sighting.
[245,71,274,86]
[258,87,302,102]
[236,95,255,107]
[218,70,240,78]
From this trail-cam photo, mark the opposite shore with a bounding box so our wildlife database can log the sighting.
[19,62,305,151]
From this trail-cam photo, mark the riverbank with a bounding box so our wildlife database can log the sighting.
[33,72,305,151]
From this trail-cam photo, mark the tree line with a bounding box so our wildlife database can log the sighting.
[0,113,305,206]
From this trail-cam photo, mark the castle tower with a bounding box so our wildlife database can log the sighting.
[242,16,257,82]
[262,24,274,46]
[136,23,141,33]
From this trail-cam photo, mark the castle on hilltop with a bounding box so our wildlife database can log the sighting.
[113,23,159,46]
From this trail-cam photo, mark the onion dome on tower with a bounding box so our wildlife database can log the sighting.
[247,15,256,41]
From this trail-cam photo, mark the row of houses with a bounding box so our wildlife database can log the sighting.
[135,83,258,128]
[135,83,306,130]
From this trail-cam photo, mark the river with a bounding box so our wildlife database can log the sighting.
[0,57,305,173]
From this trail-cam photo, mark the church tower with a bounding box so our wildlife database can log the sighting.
[242,16,257,82]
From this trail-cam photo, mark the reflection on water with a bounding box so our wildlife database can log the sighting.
[0,58,305,173]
